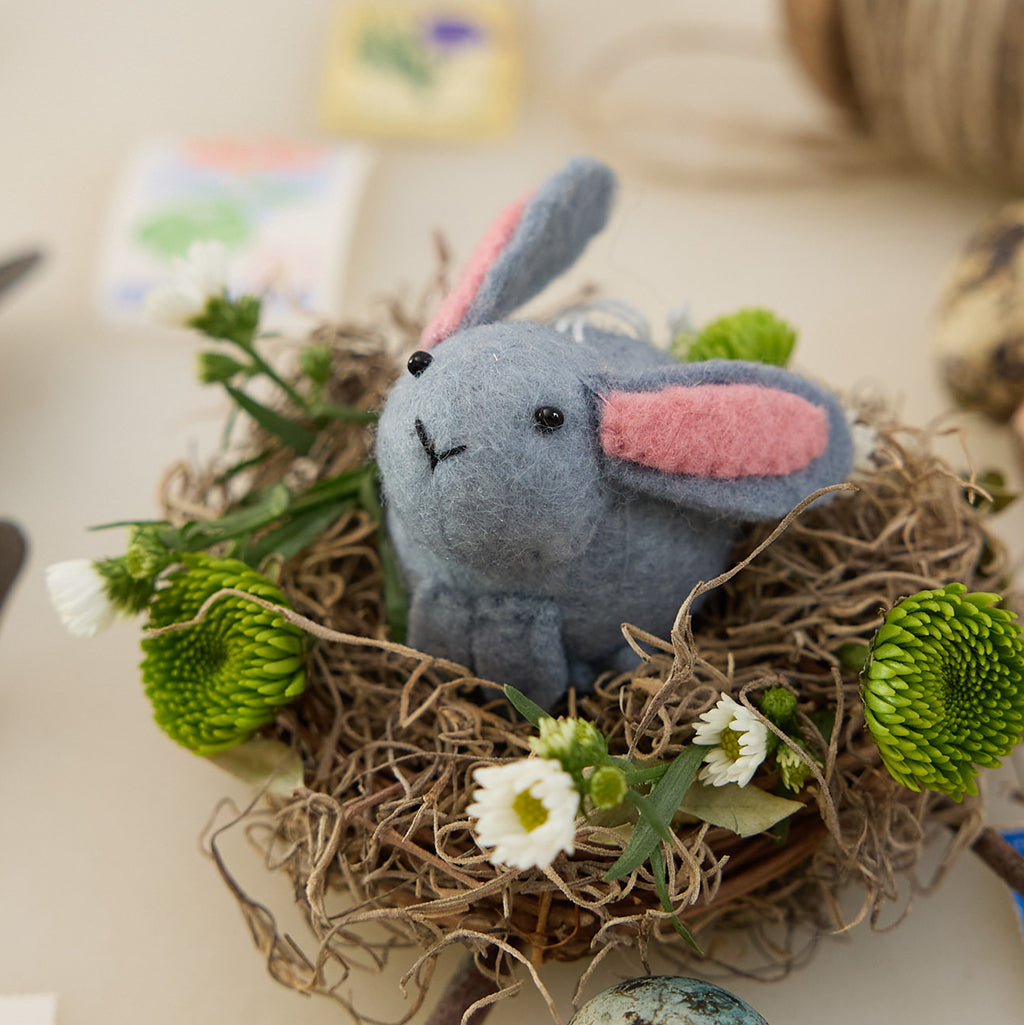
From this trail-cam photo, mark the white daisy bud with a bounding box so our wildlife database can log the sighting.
[45,559,117,638]
[144,240,230,327]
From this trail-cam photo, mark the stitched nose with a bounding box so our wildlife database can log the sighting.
[414,418,466,472]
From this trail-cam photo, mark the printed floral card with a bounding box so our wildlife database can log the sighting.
[96,139,373,330]
[320,0,520,141]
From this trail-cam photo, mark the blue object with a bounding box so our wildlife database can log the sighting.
[376,158,854,708]
[1004,828,1024,939]
[568,976,769,1025]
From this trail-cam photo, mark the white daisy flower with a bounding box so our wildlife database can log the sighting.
[176,239,229,296]
[693,693,768,788]
[145,279,207,327]
[45,559,117,638]
[144,240,229,327]
[467,758,580,870]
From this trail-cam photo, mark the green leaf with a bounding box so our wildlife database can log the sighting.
[179,483,291,549]
[619,760,670,787]
[650,850,702,952]
[244,500,354,565]
[207,737,304,797]
[624,787,675,844]
[224,384,317,455]
[289,465,376,513]
[89,517,172,532]
[356,469,408,643]
[809,708,836,744]
[503,685,548,728]
[677,781,803,837]
[604,744,705,881]
[310,400,380,425]
[214,448,275,485]
[964,469,1018,514]
[375,523,408,642]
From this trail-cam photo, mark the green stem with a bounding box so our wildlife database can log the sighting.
[243,344,311,415]
[607,756,670,788]
[624,763,670,787]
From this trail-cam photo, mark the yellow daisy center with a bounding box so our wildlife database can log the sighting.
[512,787,549,832]
[719,725,743,762]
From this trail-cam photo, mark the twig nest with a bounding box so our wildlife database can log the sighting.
[933,203,1024,422]
[568,977,768,1025]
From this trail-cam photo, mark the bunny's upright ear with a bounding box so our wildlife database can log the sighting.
[598,360,855,521]
[420,157,616,349]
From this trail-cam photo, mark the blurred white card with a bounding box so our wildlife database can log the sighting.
[96,139,373,330]
[0,995,57,1025]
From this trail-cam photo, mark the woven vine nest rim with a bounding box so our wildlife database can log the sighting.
[160,304,1010,1024]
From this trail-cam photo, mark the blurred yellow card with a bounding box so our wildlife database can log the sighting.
[320,0,521,141]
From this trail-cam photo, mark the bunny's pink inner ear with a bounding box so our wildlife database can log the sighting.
[601,384,829,478]
[420,192,532,349]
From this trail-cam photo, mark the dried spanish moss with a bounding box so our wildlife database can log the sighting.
[161,284,1015,1023]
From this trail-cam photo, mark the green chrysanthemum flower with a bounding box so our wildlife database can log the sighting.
[861,583,1024,800]
[674,308,797,366]
[140,554,306,755]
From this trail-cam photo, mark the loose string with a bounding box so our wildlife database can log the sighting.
[567,3,1024,192]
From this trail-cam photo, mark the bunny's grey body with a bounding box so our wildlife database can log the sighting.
[376,157,854,708]
[379,322,738,703]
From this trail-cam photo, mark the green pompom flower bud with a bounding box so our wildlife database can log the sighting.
[759,686,797,728]
[300,345,333,386]
[861,583,1024,800]
[675,308,797,367]
[125,525,173,581]
[190,294,262,347]
[95,556,156,615]
[588,765,628,809]
[140,553,306,756]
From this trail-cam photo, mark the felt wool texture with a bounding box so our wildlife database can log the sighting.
[420,155,616,349]
[600,384,829,478]
[420,193,529,349]
[376,158,855,707]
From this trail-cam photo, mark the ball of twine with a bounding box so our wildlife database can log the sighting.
[785,0,1024,189]
[573,1,1024,191]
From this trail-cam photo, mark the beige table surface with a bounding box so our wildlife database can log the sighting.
[2,1,1024,1023]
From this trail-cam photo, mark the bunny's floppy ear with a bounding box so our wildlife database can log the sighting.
[598,360,854,521]
[420,157,616,348]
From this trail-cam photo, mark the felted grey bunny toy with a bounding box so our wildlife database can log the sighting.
[376,157,854,708]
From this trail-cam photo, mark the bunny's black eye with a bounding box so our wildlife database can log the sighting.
[534,406,564,433]
[407,350,433,377]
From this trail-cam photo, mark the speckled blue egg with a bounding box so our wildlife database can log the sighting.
[568,976,769,1025]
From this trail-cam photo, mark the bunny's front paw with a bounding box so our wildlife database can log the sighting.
[470,595,568,709]
[407,583,474,668]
